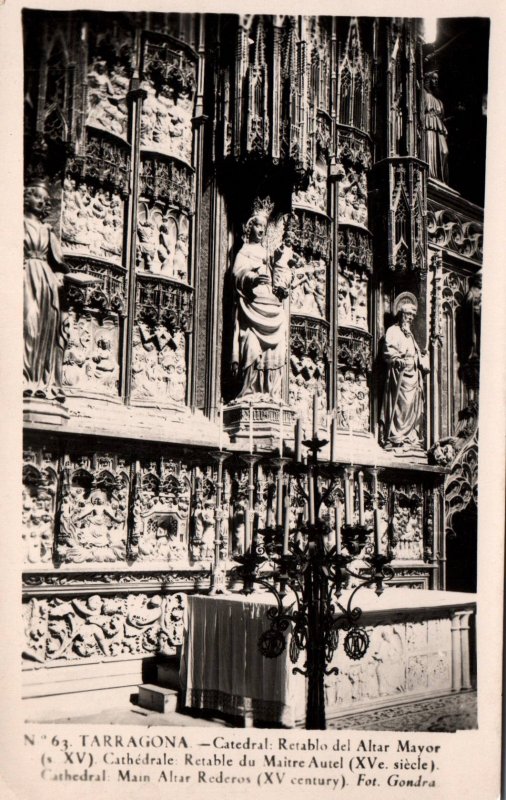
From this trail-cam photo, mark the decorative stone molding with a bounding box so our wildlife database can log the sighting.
[66,135,130,195]
[338,226,373,272]
[336,125,372,170]
[290,316,330,360]
[337,327,372,372]
[139,157,194,212]
[23,591,186,662]
[427,203,483,264]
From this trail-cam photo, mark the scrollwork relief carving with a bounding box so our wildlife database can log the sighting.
[427,204,483,264]
[23,592,185,663]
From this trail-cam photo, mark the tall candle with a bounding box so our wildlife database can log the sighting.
[344,470,351,525]
[295,417,302,462]
[312,392,318,438]
[374,508,381,553]
[249,403,253,454]
[283,494,290,554]
[334,502,341,553]
[218,400,223,451]
[308,469,316,525]
[330,416,337,462]
[277,463,284,526]
[357,470,365,525]
[349,423,354,467]
[279,402,284,455]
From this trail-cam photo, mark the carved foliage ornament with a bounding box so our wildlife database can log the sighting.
[23,592,185,663]
[427,204,483,264]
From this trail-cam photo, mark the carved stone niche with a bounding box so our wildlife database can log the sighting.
[131,275,193,407]
[336,369,370,433]
[373,159,427,274]
[337,267,369,331]
[131,460,192,564]
[60,177,125,266]
[23,462,58,567]
[338,166,368,227]
[289,353,327,432]
[140,37,197,166]
[84,26,134,142]
[61,313,120,398]
[55,456,129,565]
[136,201,190,280]
[23,591,186,664]
[390,486,425,561]
[292,159,328,216]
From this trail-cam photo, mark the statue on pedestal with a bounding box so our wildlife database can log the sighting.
[24,178,68,401]
[379,293,430,451]
[230,200,290,401]
[424,70,449,184]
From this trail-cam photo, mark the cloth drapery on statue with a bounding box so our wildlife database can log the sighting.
[424,72,449,184]
[231,208,288,400]
[380,293,430,450]
[24,181,68,400]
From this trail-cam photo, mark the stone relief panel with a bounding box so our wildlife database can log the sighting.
[290,257,326,319]
[289,353,327,431]
[338,227,373,273]
[338,268,368,330]
[391,486,424,561]
[84,26,135,140]
[324,616,452,714]
[61,313,120,397]
[140,158,194,213]
[338,168,368,227]
[55,456,129,565]
[136,202,190,280]
[336,370,369,433]
[61,179,124,265]
[140,38,197,164]
[23,592,185,663]
[131,460,191,563]
[23,450,59,566]
[292,161,328,216]
[131,324,187,406]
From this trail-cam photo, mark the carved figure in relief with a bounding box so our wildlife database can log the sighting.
[24,179,69,401]
[172,233,189,280]
[23,484,54,564]
[338,169,368,226]
[424,71,449,184]
[231,203,289,401]
[380,293,430,450]
[86,59,126,137]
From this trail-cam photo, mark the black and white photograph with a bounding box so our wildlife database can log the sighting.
[0,3,504,798]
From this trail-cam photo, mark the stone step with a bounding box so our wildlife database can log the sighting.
[137,684,179,714]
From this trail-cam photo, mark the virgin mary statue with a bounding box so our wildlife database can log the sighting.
[230,203,289,401]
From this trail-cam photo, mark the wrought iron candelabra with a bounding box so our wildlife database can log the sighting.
[230,408,395,731]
